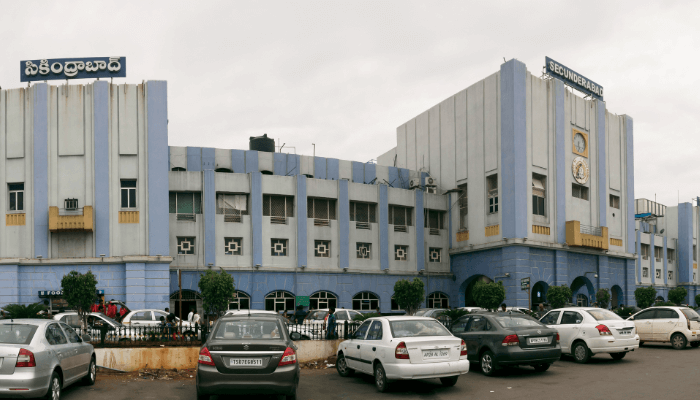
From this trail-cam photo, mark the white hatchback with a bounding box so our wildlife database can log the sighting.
[540,307,639,363]
[336,316,469,392]
[627,307,700,349]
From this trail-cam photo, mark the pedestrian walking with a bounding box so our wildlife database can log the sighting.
[326,307,337,340]
[294,305,307,324]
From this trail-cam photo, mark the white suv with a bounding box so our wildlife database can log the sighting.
[627,306,700,349]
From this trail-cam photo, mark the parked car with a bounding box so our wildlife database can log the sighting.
[450,311,560,376]
[540,307,638,363]
[296,309,362,339]
[122,309,195,330]
[457,307,488,313]
[54,311,129,341]
[506,307,532,314]
[0,319,96,400]
[335,316,469,392]
[196,313,299,400]
[627,306,700,349]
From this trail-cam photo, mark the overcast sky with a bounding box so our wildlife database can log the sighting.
[0,1,696,206]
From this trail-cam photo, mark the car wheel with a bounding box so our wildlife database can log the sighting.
[671,333,687,350]
[572,342,591,364]
[336,353,354,377]
[533,363,550,372]
[196,387,209,400]
[690,342,700,348]
[480,351,498,376]
[638,341,644,346]
[440,376,459,387]
[610,352,626,360]
[83,358,97,385]
[44,372,61,400]
[374,363,389,392]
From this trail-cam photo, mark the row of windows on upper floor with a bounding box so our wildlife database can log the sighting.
[639,245,676,262]
[640,268,690,281]
[6,181,138,212]
[175,236,444,263]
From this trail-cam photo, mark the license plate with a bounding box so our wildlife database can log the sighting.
[229,358,263,367]
[423,350,449,358]
[618,330,631,335]
[528,337,549,344]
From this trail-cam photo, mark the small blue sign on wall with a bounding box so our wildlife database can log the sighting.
[545,57,603,100]
[20,57,126,82]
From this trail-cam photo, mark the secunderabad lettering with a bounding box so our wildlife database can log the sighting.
[25,57,122,77]
[545,57,603,100]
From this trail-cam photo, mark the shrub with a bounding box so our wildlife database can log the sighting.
[439,308,469,322]
[198,269,235,318]
[653,301,675,307]
[547,285,573,309]
[472,281,506,311]
[596,289,611,309]
[61,270,98,328]
[614,306,637,319]
[1,303,47,319]
[696,294,700,307]
[393,278,425,315]
[668,287,688,306]
[634,286,656,309]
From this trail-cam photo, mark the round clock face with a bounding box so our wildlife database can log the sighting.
[572,156,590,184]
[574,133,586,154]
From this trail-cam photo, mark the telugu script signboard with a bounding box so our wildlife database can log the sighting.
[296,296,310,307]
[545,57,603,100]
[20,57,126,82]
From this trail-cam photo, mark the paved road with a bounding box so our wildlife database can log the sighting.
[62,343,699,400]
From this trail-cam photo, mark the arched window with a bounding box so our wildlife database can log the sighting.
[391,295,402,311]
[171,167,186,171]
[310,291,337,310]
[352,292,379,311]
[228,291,250,310]
[427,292,449,308]
[265,291,295,312]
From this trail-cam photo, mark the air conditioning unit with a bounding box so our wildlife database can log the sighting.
[427,177,436,186]
[409,179,420,189]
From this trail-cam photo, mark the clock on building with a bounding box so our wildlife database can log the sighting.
[572,129,589,158]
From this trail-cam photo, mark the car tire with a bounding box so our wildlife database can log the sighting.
[374,363,389,393]
[533,363,550,372]
[480,351,498,376]
[572,342,591,364]
[610,352,626,360]
[336,353,354,377]
[690,342,700,348]
[44,372,61,400]
[196,387,209,400]
[440,376,459,387]
[671,333,687,350]
[83,358,97,385]
[638,341,644,346]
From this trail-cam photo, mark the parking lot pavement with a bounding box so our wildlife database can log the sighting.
[61,343,700,400]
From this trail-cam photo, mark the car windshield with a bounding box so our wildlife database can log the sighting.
[94,314,125,327]
[306,311,328,321]
[389,320,452,338]
[0,324,38,345]
[681,308,700,322]
[214,319,283,340]
[494,316,543,328]
[586,309,622,321]
[413,310,429,316]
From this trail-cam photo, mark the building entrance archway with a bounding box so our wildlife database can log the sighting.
[460,275,493,307]
[531,281,548,307]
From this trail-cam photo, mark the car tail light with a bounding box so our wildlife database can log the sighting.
[460,340,468,356]
[15,349,36,368]
[596,324,612,336]
[395,342,410,359]
[556,333,560,343]
[198,347,215,366]
[278,347,297,366]
[502,334,520,346]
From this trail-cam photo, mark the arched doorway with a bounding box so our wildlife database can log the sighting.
[532,281,548,307]
[461,275,493,307]
[611,285,623,308]
[571,276,595,307]
[169,289,202,318]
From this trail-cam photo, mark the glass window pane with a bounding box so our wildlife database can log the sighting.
[121,189,128,208]
[129,188,136,208]
[9,193,16,211]
[169,193,176,213]
[121,180,136,188]
[194,193,202,214]
[17,192,23,211]
[177,193,194,214]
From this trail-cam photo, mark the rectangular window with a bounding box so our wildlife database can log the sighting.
[391,297,402,311]
[532,174,546,216]
[120,180,137,208]
[654,246,663,261]
[424,209,445,231]
[356,242,371,259]
[308,198,336,226]
[8,183,24,211]
[428,247,442,263]
[668,249,675,263]
[655,269,661,279]
[572,184,589,200]
[224,238,242,255]
[169,192,202,221]
[314,240,330,258]
[487,174,498,214]
[642,267,649,278]
[695,245,697,262]
[668,271,673,280]
[271,239,288,256]
[262,195,294,219]
[177,237,195,255]
[389,205,413,230]
[216,194,248,222]
[395,245,408,261]
[641,244,650,259]
[350,201,377,229]
[458,185,467,230]
[609,194,620,209]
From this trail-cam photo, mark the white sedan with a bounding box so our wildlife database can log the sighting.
[540,307,639,363]
[336,316,469,392]
[122,309,195,329]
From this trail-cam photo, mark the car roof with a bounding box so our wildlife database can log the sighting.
[225,310,279,315]
[0,319,52,326]
[366,316,438,321]
[218,314,285,321]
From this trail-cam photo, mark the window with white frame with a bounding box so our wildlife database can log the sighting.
[177,237,195,255]
[169,192,202,221]
[668,271,673,280]
[314,240,330,258]
[271,239,288,256]
[224,238,242,255]
[228,291,250,310]
[352,292,379,311]
[265,291,295,312]
[121,180,137,208]
[609,194,620,209]
[390,296,402,311]
[458,185,467,230]
[310,291,337,309]
[694,245,697,262]
[532,174,546,216]
[216,193,248,222]
[395,245,408,261]
[487,174,498,214]
[428,247,442,263]
[427,292,449,308]
[642,267,649,278]
[572,184,589,200]
[8,183,24,211]
[356,242,371,259]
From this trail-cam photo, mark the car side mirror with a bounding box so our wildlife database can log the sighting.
[290,332,302,341]
[81,334,91,343]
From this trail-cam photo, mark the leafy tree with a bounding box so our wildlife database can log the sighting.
[1,303,47,319]
[198,269,235,318]
[393,278,425,315]
[472,281,506,311]
[634,286,656,309]
[547,285,573,309]
[596,289,611,309]
[61,270,98,329]
[653,301,675,307]
[614,306,637,319]
[668,287,688,306]
[695,294,700,308]
[353,312,380,322]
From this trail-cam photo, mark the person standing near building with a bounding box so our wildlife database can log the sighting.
[326,307,337,340]
[500,303,507,312]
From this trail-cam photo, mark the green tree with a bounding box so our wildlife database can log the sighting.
[547,285,573,309]
[393,278,425,315]
[695,294,700,308]
[634,286,656,309]
[198,269,235,318]
[596,288,611,309]
[61,270,98,329]
[1,303,47,319]
[668,287,688,306]
[472,281,506,311]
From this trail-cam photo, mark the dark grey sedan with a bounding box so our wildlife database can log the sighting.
[196,314,299,400]
[450,312,561,376]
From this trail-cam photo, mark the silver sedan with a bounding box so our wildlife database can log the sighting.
[0,319,96,399]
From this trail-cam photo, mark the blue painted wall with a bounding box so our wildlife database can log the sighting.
[351,162,364,183]
[314,157,326,180]
[338,180,349,270]
[597,100,607,228]
[399,169,410,189]
[250,172,263,266]
[379,185,389,270]
[364,163,376,184]
[245,150,259,173]
[554,79,566,244]
[388,167,399,188]
[202,147,215,170]
[326,158,339,180]
[273,153,286,176]
[93,81,110,257]
[415,190,425,271]
[204,169,216,266]
[625,116,635,253]
[231,149,245,173]
[146,81,170,256]
[663,237,668,285]
[186,147,201,171]
[296,176,308,268]
[33,83,49,258]
[678,202,693,283]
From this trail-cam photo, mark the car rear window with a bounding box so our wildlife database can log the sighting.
[494,316,543,328]
[681,308,700,322]
[306,311,328,321]
[214,319,283,340]
[389,320,451,338]
[0,324,38,345]
[586,310,622,321]
[413,310,429,316]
